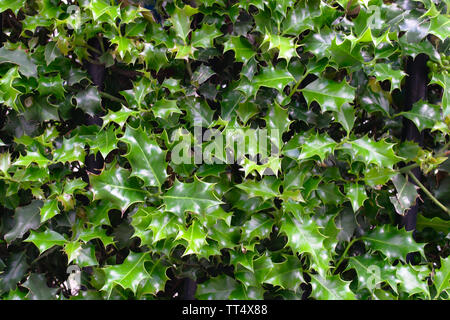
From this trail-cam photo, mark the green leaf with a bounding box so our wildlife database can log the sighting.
[347,136,403,169]
[370,63,406,92]
[389,174,419,216]
[261,34,299,62]
[148,211,183,244]
[241,213,274,242]
[428,14,450,41]
[176,220,207,256]
[37,74,65,100]
[396,264,430,299]
[280,211,330,275]
[23,273,58,300]
[223,36,256,63]
[0,0,26,15]
[282,0,321,35]
[54,135,85,164]
[236,176,281,201]
[264,256,304,290]
[363,225,425,261]
[4,200,43,243]
[44,41,62,66]
[196,275,242,299]
[302,78,355,113]
[120,125,167,189]
[398,100,442,132]
[191,24,222,48]
[170,5,198,42]
[309,274,356,300]
[0,47,37,78]
[0,67,22,111]
[152,99,182,119]
[13,150,50,167]
[348,254,398,293]
[90,164,148,213]
[162,177,222,216]
[40,199,60,223]
[345,183,368,212]
[434,257,450,297]
[89,125,118,158]
[140,43,168,72]
[298,132,337,162]
[25,229,66,254]
[138,257,169,296]
[416,214,450,234]
[74,87,102,116]
[250,65,295,96]
[0,251,28,293]
[334,103,355,134]
[101,251,152,294]
[364,167,396,186]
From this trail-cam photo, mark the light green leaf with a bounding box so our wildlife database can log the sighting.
[302,78,355,113]
[120,125,167,189]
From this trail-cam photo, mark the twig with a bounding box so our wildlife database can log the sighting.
[289,74,306,98]
[407,171,450,216]
[333,238,358,273]
[99,91,128,105]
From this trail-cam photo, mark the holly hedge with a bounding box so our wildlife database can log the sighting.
[0,0,449,300]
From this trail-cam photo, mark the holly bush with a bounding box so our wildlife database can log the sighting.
[0,0,449,300]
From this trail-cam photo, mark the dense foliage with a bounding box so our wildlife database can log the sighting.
[0,0,449,300]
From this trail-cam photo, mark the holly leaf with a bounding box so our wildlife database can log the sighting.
[398,100,442,132]
[23,274,58,300]
[4,200,43,243]
[261,34,299,62]
[176,220,207,256]
[0,47,37,78]
[148,211,183,244]
[389,174,419,216]
[89,164,148,213]
[241,213,274,242]
[249,65,295,96]
[301,78,355,113]
[89,125,118,158]
[170,5,198,42]
[223,36,256,63]
[347,136,403,168]
[25,229,66,254]
[0,0,26,15]
[264,256,304,290]
[298,132,337,162]
[40,199,60,223]
[0,251,28,293]
[120,125,167,189]
[196,275,242,299]
[309,274,356,300]
[348,254,398,293]
[363,225,425,261]
[162,177,222,216]
[434,256,450,298]
[101,251,152,294]
[345,183,368,212]
[191,24,222,48]
[280,211,330,275]
[152,99,182,119]
[369,63,406,92]
[138,257,169,296]
[396,264,430,299]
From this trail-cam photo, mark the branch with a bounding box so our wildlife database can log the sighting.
[407,171,450,216]
[99,91,128,105]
